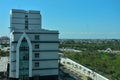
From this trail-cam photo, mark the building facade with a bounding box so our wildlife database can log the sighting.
[9,9,59,80]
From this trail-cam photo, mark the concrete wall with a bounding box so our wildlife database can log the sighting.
[40,34,59,41]
[28,13,41,18]
[11,53,16,61]
[12,13,25,18]
[32,52,58,59]
[27,34,58,41]
[12,18,25,23]
[13,34,22,41]
[32,69,58,76]
[28,19,40,24]
[40,43,58,50]
[11,9,41,31]
[32,60,58,69]
[11,43,17,51]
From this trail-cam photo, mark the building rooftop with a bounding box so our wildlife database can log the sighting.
[12,29,59,34]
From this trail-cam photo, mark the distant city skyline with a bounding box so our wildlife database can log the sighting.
[0,0,120,39]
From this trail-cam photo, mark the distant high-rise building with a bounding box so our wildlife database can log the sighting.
[9,9,59,80]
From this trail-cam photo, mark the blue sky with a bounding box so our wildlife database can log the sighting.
[0,0,120,39]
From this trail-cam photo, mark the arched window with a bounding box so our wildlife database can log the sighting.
[19,37,29,79]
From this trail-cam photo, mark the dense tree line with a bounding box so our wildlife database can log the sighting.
[60,40,120,51]
[0,49,9,56]
[63,51,120,79]
[60,40,120,79]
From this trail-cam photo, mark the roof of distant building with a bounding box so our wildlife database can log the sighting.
[0,36,9,40]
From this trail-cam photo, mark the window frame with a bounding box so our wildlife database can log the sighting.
[35,53,40,58]
[35,35,40,40]
[35,62,39,67]
[34,44,39,49]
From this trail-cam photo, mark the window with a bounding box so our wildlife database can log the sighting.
[35,35,39,40]
[25,15,28,29]
[25,20,28,29]
[20,47,29,51]
[25,15,28,17]
[25,21,28,23]
[25,25,28,29]
[23,55,29,60]
[35,44,39,49]
[35,53,39,58]
[35,62,39,67]
[25,22,28,29]
[23,38,27,42]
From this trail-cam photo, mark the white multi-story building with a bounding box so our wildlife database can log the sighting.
[9,9,59,80]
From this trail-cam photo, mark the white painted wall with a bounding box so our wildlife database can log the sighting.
[11,43,17,51]
[28,19,40,24]
[39,43,58,50]
[10,72,16,78]
[11,62,16,71]
[12,13,25,18]
[32,52,58,59]
[32,69,58,76]
[32,60,58,69]
[12,18,25,23]
[11,53,16,61]
[28,14,41,18]
[40,34,58,41]
[12,24,25,30]
[27,34,35,41]
[27,34,58,41]
[40,61,58,68]
[28,25,41,30]
[32,43,58,50]
[14,34,22,41]
[11,10,41,30]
